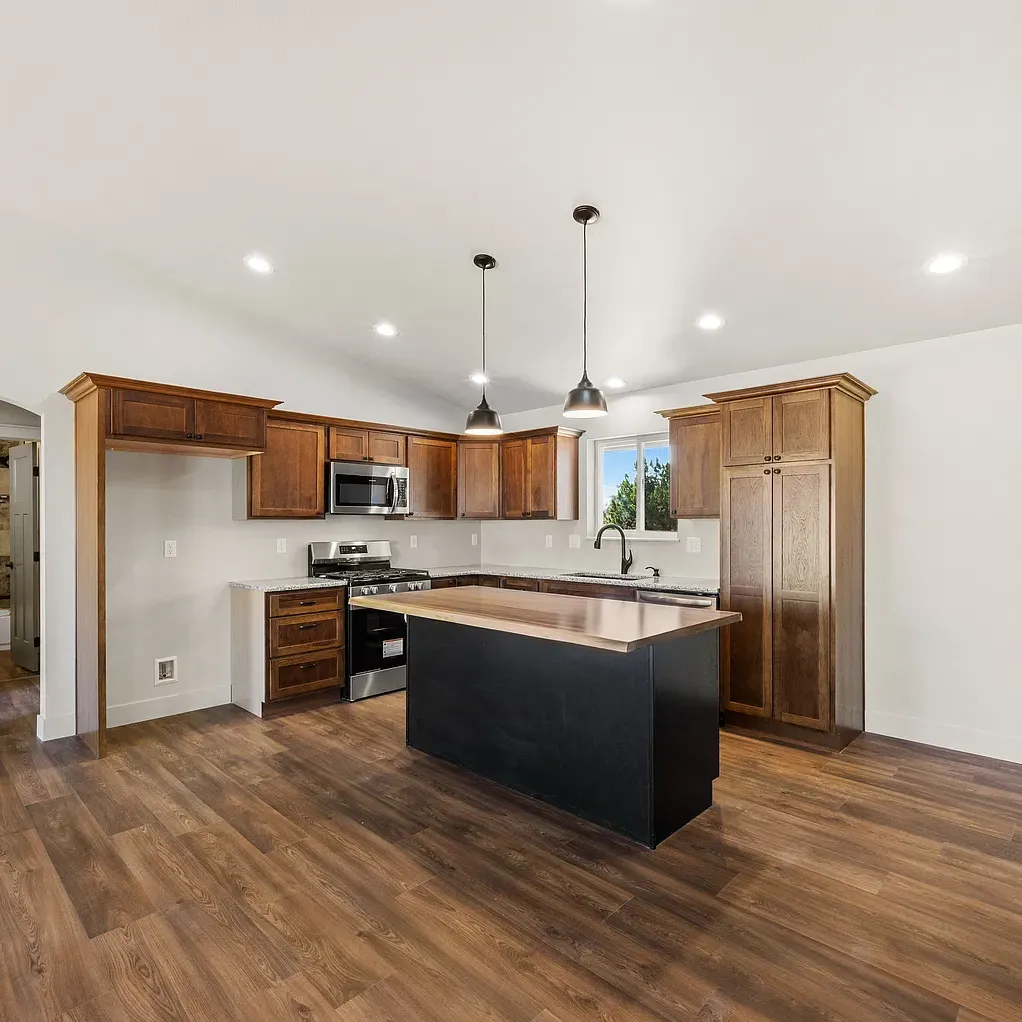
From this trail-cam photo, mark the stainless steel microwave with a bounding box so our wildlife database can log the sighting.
[327,461,410,516]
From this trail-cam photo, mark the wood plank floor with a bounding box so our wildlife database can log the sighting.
[1,676,1020,1020]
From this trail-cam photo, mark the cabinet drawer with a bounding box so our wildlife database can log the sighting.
[538,580,635,601]
[269,611,344,657]
[501,576,540,591]
[268,588,342,618]
[268,648,344,701]
[456,575,500,587]
[429,577,458,590]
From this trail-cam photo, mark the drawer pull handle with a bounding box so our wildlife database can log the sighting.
[297,624,317,630]
[298,600,316,606]
[298,663,315,670]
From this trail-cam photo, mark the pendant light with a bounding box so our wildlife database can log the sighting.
[563,204,608,418]
[464,253,503,435]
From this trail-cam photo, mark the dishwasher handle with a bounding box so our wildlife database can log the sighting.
[637,591,716,609]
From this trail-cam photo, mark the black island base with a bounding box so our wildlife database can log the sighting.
[405,617,720,847]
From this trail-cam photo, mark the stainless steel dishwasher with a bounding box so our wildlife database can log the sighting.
[636,589,719,610]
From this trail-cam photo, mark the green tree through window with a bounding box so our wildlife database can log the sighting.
[601,443,672,534]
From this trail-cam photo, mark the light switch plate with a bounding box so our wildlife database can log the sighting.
[471,533,478,547]
[569,534,581,549]
[276,538,287,554]
[410,535,418,549]
[545,535,553,548]
[163,540,177,558]
[686,536,701,554]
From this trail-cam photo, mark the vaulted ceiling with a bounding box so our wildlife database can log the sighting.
[4,1,1021,411]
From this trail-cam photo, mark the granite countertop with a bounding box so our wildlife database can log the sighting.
[427,564,720,596]
[228,577,349,592]
[350,587,739,653]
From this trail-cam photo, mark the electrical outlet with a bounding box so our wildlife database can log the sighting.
[163,540,177,558]
[569,534,581,549]
[545,534,553,548]
[686,536,702,554]
[276,538,287,554]
[410,535,418,549]
[154,656,178,686]
[471,533,478,547]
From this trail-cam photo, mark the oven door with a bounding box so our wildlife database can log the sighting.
[350,604,408,677]
[328,462,408,515]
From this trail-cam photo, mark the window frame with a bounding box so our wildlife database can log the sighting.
[590,432,678,542]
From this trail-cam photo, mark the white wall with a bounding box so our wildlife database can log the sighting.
[2,214,473,738]
[485,323,1022,764]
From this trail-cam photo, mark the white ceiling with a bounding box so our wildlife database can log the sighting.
[4,1,1022,412]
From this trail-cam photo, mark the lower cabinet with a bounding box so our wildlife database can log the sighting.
[455,575,500,587]
[538,580,635,601]
[230,586,346,717]
[500,576,540,592]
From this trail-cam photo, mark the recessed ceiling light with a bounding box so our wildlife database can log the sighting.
[373,322,398,338]
[926,252,967,275]
[605,377,626,389]
[696,312,725,331]
[469,372,489,385]
[243,252,274,275]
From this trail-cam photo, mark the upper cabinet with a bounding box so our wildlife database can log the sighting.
[62,374,279,458]
[329,426,406,466]
[407,436,457,519]
[458,440,501,519]
[501,428,581,520]
[656,405,721,518]
[249,418,326,518]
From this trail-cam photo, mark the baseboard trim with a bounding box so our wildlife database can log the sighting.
[107,686,230,728]
[37,712,76,742]
[866,710,1022,766]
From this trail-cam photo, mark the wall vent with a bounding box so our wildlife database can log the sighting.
[154,656,178,686]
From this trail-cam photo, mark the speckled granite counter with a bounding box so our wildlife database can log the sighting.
[228,577,348,592]
[427,564,719,597]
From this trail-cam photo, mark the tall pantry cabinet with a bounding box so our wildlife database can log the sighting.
[705,374,875,749]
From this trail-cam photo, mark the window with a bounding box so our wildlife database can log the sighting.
[593,433,675,539]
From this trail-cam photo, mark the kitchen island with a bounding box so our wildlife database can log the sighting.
[349,586,740,847]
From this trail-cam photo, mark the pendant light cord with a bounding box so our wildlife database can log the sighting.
[582,220,588,377]
[481,262,487,398]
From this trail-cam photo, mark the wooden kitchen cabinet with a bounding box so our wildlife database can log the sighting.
[710,374,875,749]
[249,418,326,518]
[458,440,501,518]
[329,426,406,465]
[406,436,457,519]
[501,428,581,520]
[656,405,721,518]
[109,387,268,451]
[538,579,635,601]
[718,397,773,467]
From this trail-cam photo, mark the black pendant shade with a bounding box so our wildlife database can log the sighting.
[563,204,608,419]
[465,253,503,435]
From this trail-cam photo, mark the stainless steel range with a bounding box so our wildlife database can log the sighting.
[308,541,430,701]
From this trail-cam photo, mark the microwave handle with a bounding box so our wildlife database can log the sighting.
[387,474,398,514]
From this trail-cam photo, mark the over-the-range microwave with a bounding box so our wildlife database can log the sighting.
[327,460,410,516]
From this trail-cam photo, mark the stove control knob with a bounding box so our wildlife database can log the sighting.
[411,582,421,591]
[369,586,378,595]
[389,584,399,593]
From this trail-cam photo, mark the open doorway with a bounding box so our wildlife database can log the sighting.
[0,399,41,733]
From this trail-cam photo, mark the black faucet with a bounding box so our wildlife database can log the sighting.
[594,524,634,575]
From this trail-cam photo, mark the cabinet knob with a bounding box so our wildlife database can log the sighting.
[764,469,771,474]
[186,433,194,439]
[764,456,771,462]
[773,455,781,461]
[196,434,204,441]
[671,509,677,515]
[773,468,781,474]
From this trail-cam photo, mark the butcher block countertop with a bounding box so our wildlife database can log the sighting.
[349,585,740,654]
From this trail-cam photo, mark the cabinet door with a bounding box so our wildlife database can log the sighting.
[368,431,406,466]
[772,463,831,730]
[329,426,370,462]
[429,577,458,590]
[193,400,266,449]
[406,437,457,519]
[501,576,539,591]
[721,398,772,466]
[250,420,326,518]
[526,435,556,519]
[721,466,773,716]
[268,649,344,702]
[109,389,194,442]
[458,441,501,519]
[501,439,527,519]
[538,580,635,601]
[669,412,721,518]
[772,390,830,462]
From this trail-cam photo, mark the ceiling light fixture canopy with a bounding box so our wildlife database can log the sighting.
[563,205,608,418]
[465,254,503,436]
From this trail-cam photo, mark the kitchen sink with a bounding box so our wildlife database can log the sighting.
[559,572,640,581]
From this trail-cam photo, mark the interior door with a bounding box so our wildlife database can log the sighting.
[10,443,40,673]
[772,463,831,729]
[720,465,773,716]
